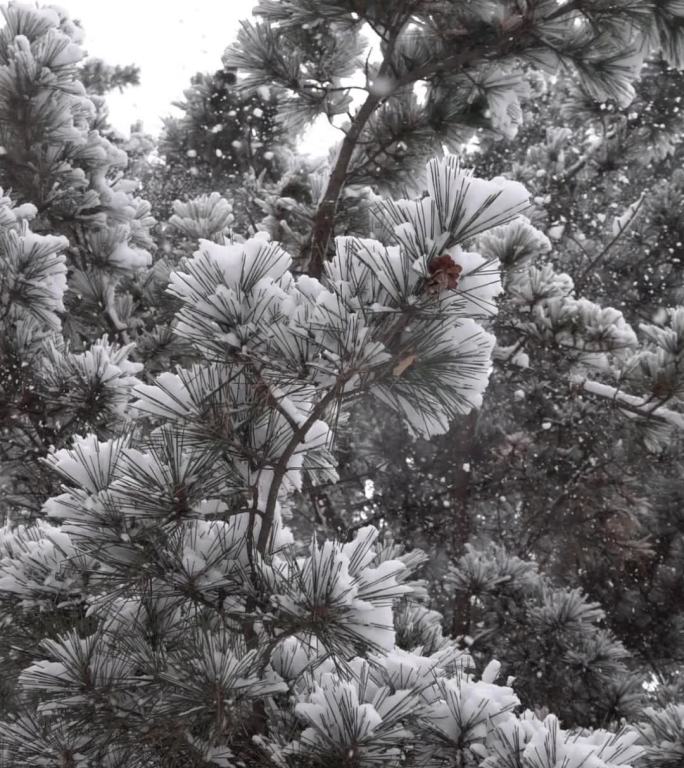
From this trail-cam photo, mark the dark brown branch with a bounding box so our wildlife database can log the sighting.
[306,24,530,278]
[307,93,382,278]
[256,377,351,555]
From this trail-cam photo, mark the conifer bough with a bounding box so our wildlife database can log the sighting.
[225,0,684,276]
[1,1,684,766]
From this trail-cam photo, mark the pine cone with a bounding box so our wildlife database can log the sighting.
[426,254,463,294]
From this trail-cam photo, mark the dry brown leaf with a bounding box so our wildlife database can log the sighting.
[393,353,417,377]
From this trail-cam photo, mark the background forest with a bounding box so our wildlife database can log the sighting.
[0,1,683,766]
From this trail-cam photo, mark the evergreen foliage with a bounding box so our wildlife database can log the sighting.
[146,67,290,223]
[0,1,683,766]
[443,544,639,726]
[224,0,684,275]
[0,3,155,519]
[79,58,141,96]
[325,53,684,713]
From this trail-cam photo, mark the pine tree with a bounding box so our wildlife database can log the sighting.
[0,186,142,520]
[161,67,285,183]
[143,66,290,225]
[442,544,640,727]
[79,58,140,96]
[0,3,155,344]
[1,1,684,765]
[282,9,684,711]
[0,152,647,766]
[474,66,684,695]
[223,0,684,276]
[0,3,153,518]
[440,58,684,688]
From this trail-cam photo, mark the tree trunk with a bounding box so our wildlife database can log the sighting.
[447,410,479,637]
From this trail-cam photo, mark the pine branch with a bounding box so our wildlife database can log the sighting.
[574,193,644,291]
[560,127,618,183]
[306,14,414,278]
[256,374,352,555]
[308,93,384,278]
[306,23,536,277]
[578,378,684,429]
[103,301,131,347]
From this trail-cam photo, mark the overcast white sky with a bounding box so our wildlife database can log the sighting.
[63,0,338,155]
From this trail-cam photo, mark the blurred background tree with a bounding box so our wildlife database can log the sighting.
[143,66,292,221]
